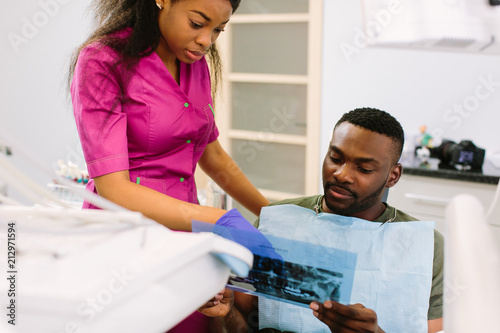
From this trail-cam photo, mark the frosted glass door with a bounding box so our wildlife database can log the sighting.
[217,0,322,207]
[237,0,309,14]
[232,82,307,136]
[231,23,308,75]
[231,140,306,195]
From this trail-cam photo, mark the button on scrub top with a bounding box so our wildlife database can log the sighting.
[71,34,218,208]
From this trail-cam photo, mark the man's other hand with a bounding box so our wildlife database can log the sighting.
[310,301,385,333]
[199,289,234,317]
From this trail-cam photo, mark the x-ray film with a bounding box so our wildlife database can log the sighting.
[192,221,357,308]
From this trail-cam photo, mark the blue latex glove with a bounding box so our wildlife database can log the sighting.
[215,208,259,232]
[215,209,283,262]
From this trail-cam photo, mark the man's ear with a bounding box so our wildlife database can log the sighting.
[386,163,402,188]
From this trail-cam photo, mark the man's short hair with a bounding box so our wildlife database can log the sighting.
[335,108,405,163]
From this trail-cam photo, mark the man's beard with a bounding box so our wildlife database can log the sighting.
[323,176,388,216]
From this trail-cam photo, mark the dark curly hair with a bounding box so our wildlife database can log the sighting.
[335,107,405,163]
[67,0,241,98]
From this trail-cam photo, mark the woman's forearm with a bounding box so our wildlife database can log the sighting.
[93,170,226,231]
[199,140,270,216]
[213,158,269,216]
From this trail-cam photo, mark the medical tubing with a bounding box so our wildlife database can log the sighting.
[0,137,125,211]
[0,192,22,206]
[52,173,127,211]
[486,179,500,220]
[0,153,72,208]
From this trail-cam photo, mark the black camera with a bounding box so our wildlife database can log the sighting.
[430,139,485,172]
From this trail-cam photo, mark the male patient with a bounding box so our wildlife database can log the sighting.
[202,108,444,333]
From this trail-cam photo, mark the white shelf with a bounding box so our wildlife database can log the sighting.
[229,130,307,145]
[229,73,308,85]
[215,0,323,198]
[230,13,310,24]
[259,188,304,202]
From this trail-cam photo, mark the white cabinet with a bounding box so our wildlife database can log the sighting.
[388,174,500,246]
[215,0,323,219]
[361,0,500,54]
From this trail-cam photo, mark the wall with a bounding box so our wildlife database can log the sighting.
[2,0,499,203]
[320,0,500,244]
[320,0,500,170]
[1,1,92,202]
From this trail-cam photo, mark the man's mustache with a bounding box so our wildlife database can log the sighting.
[324,182,357,198]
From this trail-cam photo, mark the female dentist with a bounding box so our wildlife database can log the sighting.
[69,0,269,331]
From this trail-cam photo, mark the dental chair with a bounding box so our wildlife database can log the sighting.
[487,178,500,225]
[443,191,500,332]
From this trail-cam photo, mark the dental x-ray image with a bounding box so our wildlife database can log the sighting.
[229,255,343,305]
[191,220,356,307]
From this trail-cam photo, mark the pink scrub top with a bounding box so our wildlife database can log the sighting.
[71,34,218,209]
[71,32,217,332]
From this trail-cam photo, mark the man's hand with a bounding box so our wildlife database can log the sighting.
[310,301,385,333]
[198,289,234,317]
[202,289,252,333]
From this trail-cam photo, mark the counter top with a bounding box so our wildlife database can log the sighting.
[401,158,500,185]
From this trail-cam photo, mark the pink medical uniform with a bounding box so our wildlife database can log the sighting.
[71,31,216,332]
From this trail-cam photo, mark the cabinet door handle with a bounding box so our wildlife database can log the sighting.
[404,193,451,205]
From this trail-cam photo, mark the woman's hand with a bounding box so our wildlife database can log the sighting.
[198,289,234,317]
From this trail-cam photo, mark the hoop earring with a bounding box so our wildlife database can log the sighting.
[156,2,163,9]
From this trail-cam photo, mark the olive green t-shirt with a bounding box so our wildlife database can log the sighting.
[254,195,444,324]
